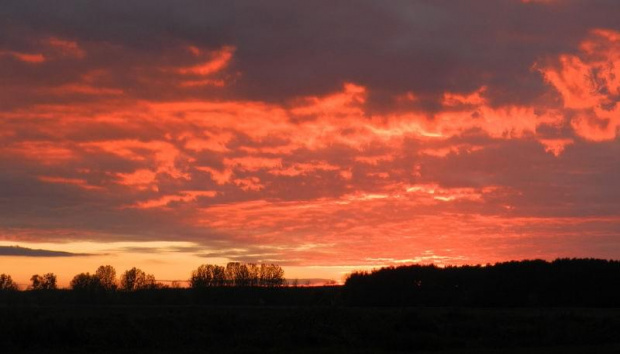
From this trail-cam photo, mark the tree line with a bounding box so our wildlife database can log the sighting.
[344,258,620,307]
[0,262,285,291]
[190,263,285,288]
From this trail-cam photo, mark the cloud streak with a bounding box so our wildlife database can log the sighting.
[0,246,94,257]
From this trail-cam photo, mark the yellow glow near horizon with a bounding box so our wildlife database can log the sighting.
[0,241,365,288]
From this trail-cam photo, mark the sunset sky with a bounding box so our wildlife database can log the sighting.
[1,0,619,287]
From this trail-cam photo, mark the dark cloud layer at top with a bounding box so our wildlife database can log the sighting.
[2,0,619,110]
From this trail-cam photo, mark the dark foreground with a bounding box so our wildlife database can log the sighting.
[2,303,620,353]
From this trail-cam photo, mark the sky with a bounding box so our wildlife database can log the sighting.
[1,0,619,287]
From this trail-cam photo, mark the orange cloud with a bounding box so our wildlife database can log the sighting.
[133,190,217,209]
[46,37,86,58]
[196,166,233,185]
[1,51,46,63]
[539,29,620,141]
[6,142,76,163]
[50,84,124,96]
[539,139,574,157]
[177,46,234,76]
[233,177,264,191]
[83,140,188,180]
[270,162,341,177]
[116,169,158,190]
[38,176,102,190]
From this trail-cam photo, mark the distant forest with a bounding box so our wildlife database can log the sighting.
[2,259,620,353]
[344,258,620,307]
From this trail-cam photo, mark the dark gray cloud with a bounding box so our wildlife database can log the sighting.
[0,245,94,257]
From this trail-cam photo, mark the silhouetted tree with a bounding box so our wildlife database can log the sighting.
[70,272,103,291]
[247,263,261,287]
[120,267,158,291]
[190,264,226,288]
[30,273,57,290]
[95,265,117,291]
[260,264,285,287]
[190,262,285,288]
[225,262,242,286]
[225,262,253,287]
[212,264,226,286]
[0,274,18,290]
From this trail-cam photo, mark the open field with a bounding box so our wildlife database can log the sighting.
[3,260,620,352]
[1,298,620,353]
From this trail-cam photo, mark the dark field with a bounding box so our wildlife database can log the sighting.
[1,296,620,353]
[3,260,620,353]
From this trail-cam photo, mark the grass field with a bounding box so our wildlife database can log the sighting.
[2,303,620,353]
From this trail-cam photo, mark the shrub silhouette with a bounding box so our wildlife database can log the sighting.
[120,267,158,291]
[30,273,57,290]
[0,274,18,291]
[190,262,285,288]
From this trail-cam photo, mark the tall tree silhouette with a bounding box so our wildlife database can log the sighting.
[190,264,226,288]
[120,267,158,291]
[247,263,261,287]
[95,265,117,291]
[0,274,18,290]
[30,273,57,290]
[260,264,285,287]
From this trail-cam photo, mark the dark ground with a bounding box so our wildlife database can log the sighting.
[1,302,620,353]
[3,259,620,353]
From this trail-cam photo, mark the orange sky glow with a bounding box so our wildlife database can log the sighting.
[1,0,619,287]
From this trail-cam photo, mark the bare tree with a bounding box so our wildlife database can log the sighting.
[236,263,252,287]
[212,264,226,286]
[225,262,241,286]
[191,264,214,288]
[260,264,285,287]
[247,263,261,287]
[190,264,226,288]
